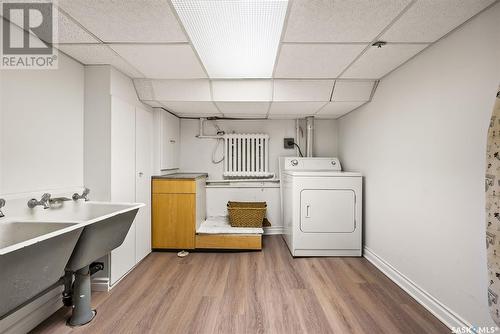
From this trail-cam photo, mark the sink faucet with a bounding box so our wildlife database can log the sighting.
[73,188,90,201]
[0,198,5,217]
[27,193,51,209]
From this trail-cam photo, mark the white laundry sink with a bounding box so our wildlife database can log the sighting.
[0,201,144,319]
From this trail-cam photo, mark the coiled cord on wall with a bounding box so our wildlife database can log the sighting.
[211,120,225,164]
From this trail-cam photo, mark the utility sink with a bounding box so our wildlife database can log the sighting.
[0,221,78,250]
[0,201,143,320]
[0,221,83,318]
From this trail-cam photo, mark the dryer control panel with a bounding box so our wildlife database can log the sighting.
[282,157,342,171]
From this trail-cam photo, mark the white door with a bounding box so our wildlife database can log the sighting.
[300,189,356,233]
[135,107,153,263]
[110,97,136,285]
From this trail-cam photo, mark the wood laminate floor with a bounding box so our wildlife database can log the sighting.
[32,236,449,334]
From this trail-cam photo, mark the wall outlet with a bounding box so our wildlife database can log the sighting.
[284,138,295,149]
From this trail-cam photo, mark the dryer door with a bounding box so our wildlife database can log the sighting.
[300,189,355,233]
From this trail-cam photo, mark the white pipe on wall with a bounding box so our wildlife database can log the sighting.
[306,116,314,157]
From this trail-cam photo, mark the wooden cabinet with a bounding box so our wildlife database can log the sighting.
[152,177,206,249]
[151,175,262,251]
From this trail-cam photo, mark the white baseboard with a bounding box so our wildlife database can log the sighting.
[263,226,284,235]
[91,277,110,292]
[363,246,471,330]
[0,286,64,334]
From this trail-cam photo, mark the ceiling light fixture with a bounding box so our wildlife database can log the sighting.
[171,0,288,79]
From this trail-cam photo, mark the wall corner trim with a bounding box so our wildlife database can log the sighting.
[363,246,471,330]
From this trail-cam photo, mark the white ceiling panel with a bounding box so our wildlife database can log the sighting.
[332,81,375,101]
[151,80,211,101]
[341,44,428,79]
[57,12,99,44]
[269,102,327,117]
[212,80,272,102]
[274,44,366,78]
[161,102,222,117]
[273,80,334,101]
[316,101,366,118]
[58,44,143,78]
[284,0,411,42]
[133,79,155,100]
[216,102,270,117]
[382,0,496,42]
[110,44,206,79]
[58,0,188,43]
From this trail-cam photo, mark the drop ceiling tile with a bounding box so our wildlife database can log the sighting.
[58,0,188,43]
[215,102,270,117]
[316,101,366,118]
[57,12,99,44]
[161,102,221,117]
[332,80,375,101]
[269,102,327,117]
[58,44,143,78]
[274,44,366,78]
[212,80,272,102]
[382,0,496,42]
[273,80,334,101]
[284,0,411,42]
[152,80,211,101]
[110,44,206,79]
[341,44,428,79]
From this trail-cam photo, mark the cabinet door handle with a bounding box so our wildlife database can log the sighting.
[305,204,311,218]
[138,172,144,177]
[170,139,176,143]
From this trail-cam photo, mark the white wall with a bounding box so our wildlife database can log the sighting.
[0,53,84,195]
[179,118,338,180]
[337,3,500,328]
[0,52,85,333]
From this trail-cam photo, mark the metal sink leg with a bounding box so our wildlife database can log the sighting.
[67,266,95,326]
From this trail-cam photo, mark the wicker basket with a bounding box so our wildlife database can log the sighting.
[227,201,267,227]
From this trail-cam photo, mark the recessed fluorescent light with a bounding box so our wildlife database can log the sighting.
[171,0,288,79]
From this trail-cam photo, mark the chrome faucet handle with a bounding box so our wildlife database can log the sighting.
[27,193,51,209]
[0,198,5,218]
[73,188,90,201]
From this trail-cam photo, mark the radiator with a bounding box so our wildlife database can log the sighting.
[223,134,273,178]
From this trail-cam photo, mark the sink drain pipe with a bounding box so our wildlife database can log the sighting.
[64,262,104,326]
[67,266,95,326]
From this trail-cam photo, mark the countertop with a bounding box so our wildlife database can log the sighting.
[152,173,208,180]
